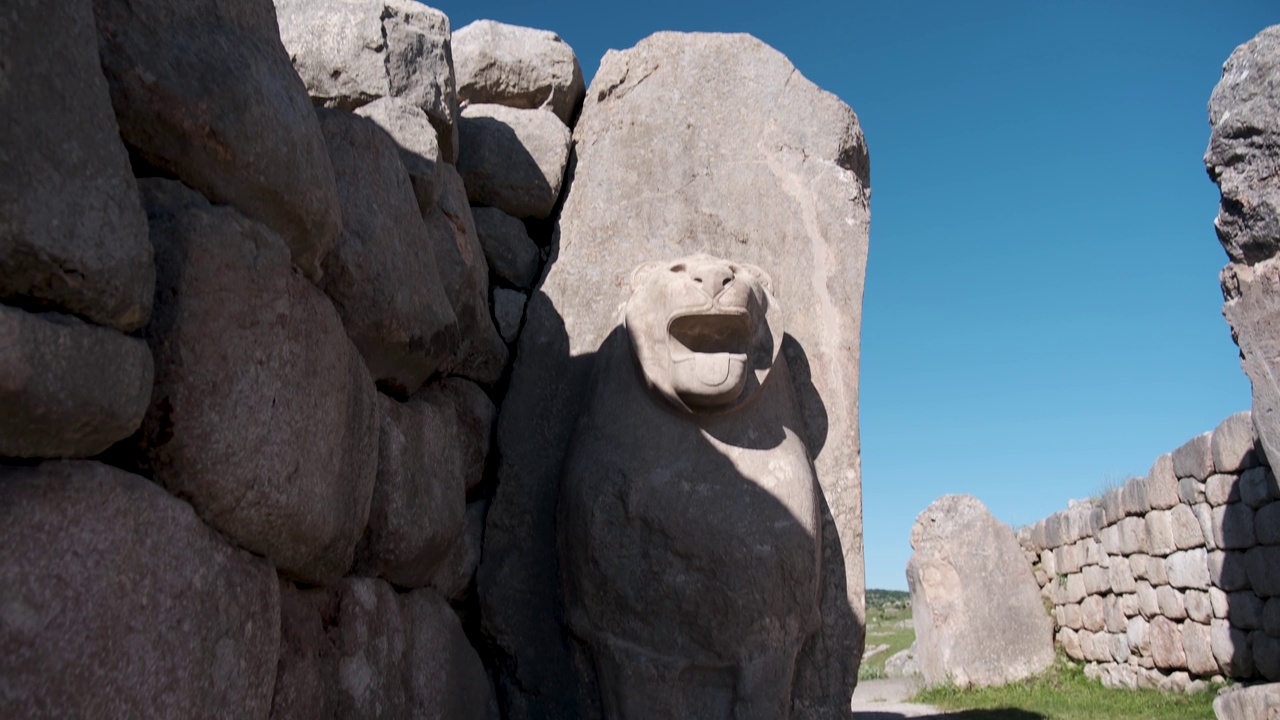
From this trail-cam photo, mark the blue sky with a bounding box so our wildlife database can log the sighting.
[429,1,1277,590]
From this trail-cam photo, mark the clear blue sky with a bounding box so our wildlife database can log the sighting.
[428,1,1277,590]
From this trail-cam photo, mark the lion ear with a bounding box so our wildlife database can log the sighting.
[630,260,665,289]
[739,263,773,293]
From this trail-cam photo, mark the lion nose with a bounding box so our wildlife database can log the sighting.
[692,265,735,299]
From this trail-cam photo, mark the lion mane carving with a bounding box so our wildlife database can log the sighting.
[558,253,823,719]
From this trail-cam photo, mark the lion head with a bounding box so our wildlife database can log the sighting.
[624,253,783,413]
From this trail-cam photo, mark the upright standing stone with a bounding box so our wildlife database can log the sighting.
[907,495,1055,688]
[0,461,279,718]
[92,0,341,282]
[1,0,153,332]
[479,32,869,719]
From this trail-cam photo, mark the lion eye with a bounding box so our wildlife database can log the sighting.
[669,264,685,273]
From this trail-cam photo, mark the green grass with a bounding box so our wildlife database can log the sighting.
[859,593,915,681]
[912,659,1218,720]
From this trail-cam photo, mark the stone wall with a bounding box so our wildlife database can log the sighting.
[1016,411,1280,692]
[1,0,579,716]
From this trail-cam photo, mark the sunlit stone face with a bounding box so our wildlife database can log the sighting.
[625,253,782,413]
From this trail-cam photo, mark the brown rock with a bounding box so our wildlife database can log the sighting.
[356,381,495,589]
[316,108,459,396]
[0,306,152,458]
[1,0,152,331]
[0,461,279,718]
[136,179,378,584]
[92,0,340,281]
[272,579,498,720]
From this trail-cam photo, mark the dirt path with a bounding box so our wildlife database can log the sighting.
[851,678,953,719]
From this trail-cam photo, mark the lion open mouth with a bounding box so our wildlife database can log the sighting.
[667,311,751,391]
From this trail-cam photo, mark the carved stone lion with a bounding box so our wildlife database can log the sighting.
[558,253,822,719]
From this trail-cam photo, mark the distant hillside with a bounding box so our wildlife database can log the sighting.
[866,589,910,609]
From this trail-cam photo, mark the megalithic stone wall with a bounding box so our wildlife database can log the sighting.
[1016,411,1280,692]
[1,1,582,717]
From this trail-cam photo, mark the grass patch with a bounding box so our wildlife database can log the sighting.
[859,593,914,681]
[912,659,1218,720]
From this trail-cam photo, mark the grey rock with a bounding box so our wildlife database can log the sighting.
[1239,467,1279,508]
[1214,682,1280,720]
[1248,546,1280,597]
[1082,594,1106,631]
[1257,503,1280,544]
[453,20,586,125]
[473,207,542,289]
[316,108,459,396]
[355,97,445,213]
[1,0,152,331]
[883,644,920,678]
[93,0,340,281]
[356,381,494,589]
[908,495,1054,688]
[0,306,152,458]
[1208,473,1243,506]
[1232,591,1266,630]
[1148,453,1181,510]
[1174,432,1215,481]
[1110,557,1138,594]
[1265,597,1280,636]
[1084,565,1110,596]
[273,0,459,161]
[136,179,378,584]
[272,579,498,720]
[456,104,571,219]
[1184,621,1218,676]
[1223,258,1280,468]
[1255,631,1280,680]
[1210,550,1252,592]
[1103,487,1126,525]
[493,288,528,344]
[1157,585,1188,620]
[1214,411,1261,473]
[1167,549,1211,589]
[1149,616,1188,670]
[1171,504,1206,549]
[1148,509,1177,556]
[423,167,509,383]
[1212,586,1232,618]
[431,500,488,602]
[1187,589,1214,623]
[0,461,279,718]
[1196,503,1220,550]
[1215,502,1258,550]
[1181,477,1208,505]
[1059,627,1083,660]
[1120,516,1150,555]
[1205,26,1280,264]
[1138,580,1161,617]
[479,32,870,719]
[1128,616,1150,654]
[1212,618,1255,677]
[1124,476,1151,516]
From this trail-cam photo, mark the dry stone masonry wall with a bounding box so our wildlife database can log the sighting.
[1017,412,1280,692]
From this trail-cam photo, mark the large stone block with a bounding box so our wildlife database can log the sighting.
[456,104,571,219]
[1171,504,1206,550]
[93,0,340,281]
[1258,503,1280,545]
[1223,258,1280,470]
[1256,631,1280,680]
[0,306,152,458]
[453,20,586,126]
[1214,682,1280,720]
[423,167,509,383]
[1149,616,1188,671]
[1167,549,1211,590]
[1173,433,1215,482]
[1148,454,1181,510]
[1215,502,1258,550]
[1247,546,1280,597]
[135,180,378,584]
[273,0,459,160]
[0,462,279,717]
[431,500,489,602]
[1240,467,1279,508]
[1184,621,1218,676]
[272,579,498,720]
[473,207,542,289]
[1205,26,1280,265]
[1211,618,1255,677]
[1,0,152,331]
[1214,411,1262,473]
[479,31,870,720]
[355,97,444,213]
[908,496,1054,688]
[355,381,495,589]
[316,108,459,396]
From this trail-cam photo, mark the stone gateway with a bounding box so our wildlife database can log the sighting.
[559,254,822,719]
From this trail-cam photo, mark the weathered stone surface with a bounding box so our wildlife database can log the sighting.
[1215,502,1258,550]
[1084,565,1110,595]
[1105,595,1128,633]
[1181,477,1208,505]
[1223,258,1280,469]
[273,0,459,161]
[0,461,279,718]
[480,32,870,719]
[1215,411,1261,473]
[1258,503,1280,545]
[1124,477,1151,516]
[1128,616,1150,654]
[1248,546,1280,596]
[1212,587,1232,618]
[1103,487,1126,525]
[94,0,340,281]
[473,207,542,289]
[316,108,458,396]
[1256,632,1280,680]
[1240,467,1279,508]
[1174,433,1215,481]
[1205,26,1280,265]
[1,0,152,331]
[1148,509,1177,556]
[355,97,444,214]
[1232,592,1265,630]
[1150,616,1189,670]
[1158,585,1188,619]
[1082,594,1106,631]
[431,500,488,602]
[456,104,571,219]
[453,20,586,126]
[1187,590,1214,624]
[423,167,509,383]
[1167,549,1212,589]
[1171,504,1207,550]
[1120,516,1150,555]
[1197,503,1220,550]
[1210,550,1252,591]
[1184,621,1218,676]
[1214,682,1280,720]
[1212,618,1255,677]
[883,644,920,679]
[356,381,494,589]
[908,495,1054,688]
[272,579,498,720]
[1266,598,1280,636]
[1148,454,1182,510]
[0,306,152,458]
[493,288,528,344]
[136,179,378,584]
[559,256,821,718]
[1059,627,1084,660]
[1209,474,1242,506]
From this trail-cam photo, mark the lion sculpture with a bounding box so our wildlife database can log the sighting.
[558,253,823,719]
